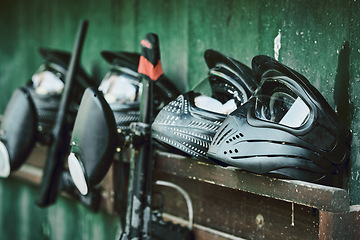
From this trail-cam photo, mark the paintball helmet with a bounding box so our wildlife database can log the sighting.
[151,49,258,161]
[68,51,180,195]
[0,48,95,178]
[207,55,352,182]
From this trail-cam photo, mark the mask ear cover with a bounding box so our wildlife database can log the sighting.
[0,87,37,177]
[68,87,117,195]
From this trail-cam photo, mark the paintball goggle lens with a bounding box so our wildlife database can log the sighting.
[31,64,65,95]
[98,67,142,104]
[191,77,237,115]
[254,77,310,128]
[68,152,88,195]
[0,141,10,177]
[209,66,248,105]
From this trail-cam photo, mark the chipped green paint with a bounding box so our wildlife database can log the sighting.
[0,0,360,238]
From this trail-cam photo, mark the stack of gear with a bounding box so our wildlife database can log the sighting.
[0,48,96,178]
[207,55,352,182]
[68,51,180,195]
[151,49,258,161]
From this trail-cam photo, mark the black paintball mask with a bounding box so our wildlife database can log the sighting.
[207,55,352,182]
[151,49,258,161]
[68,51,180,195]
[0,48,95,178]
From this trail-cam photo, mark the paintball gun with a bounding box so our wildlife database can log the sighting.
[37,20,100,210]
[120,33,193,240]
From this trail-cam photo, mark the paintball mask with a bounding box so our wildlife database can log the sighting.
[151,49,258,161]
[0,48,95,178]
[207,55,352,182]
[68,51,180,195]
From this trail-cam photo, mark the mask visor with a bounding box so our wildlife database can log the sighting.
[99,68,142,104]
[31,64,65,95]
[191,77,237,115]
[254,77,310,128]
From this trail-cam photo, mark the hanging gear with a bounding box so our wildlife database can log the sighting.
[68,51,180,195]
[0,47,95,178]
[207,55,352,182]
[151,49,258,161]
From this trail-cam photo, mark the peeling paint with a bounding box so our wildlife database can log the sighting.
[352,170,360,181]
[202,179,217,185]
[142,206,151,234]
[131,196,141,228]
[291,202,295,227]
[274,29,281,61]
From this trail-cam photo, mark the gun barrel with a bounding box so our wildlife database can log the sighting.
[37,20,89,207]
[121,33,159,240]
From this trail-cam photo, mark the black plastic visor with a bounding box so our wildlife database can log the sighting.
[254,76,311,128]
[31,64,65,95]
[98,67,142,105]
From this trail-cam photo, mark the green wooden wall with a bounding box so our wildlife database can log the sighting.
[0,179,120,240]
[1,0,360,239]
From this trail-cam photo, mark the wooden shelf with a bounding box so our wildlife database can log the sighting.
[10,147,360,239]
[152,151,360,239]
[154,151,350,213]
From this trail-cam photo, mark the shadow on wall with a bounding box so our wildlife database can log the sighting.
[333,41,353,189]
[334,41,352,128]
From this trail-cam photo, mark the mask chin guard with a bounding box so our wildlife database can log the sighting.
[0,87,37,177]
[207,55,352,182]
[68,87,117,195]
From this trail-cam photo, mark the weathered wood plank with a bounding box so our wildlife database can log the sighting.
[155,151,350,212]
[163,213,247,240]
[319,205,360,240]
[14,148,351,213]
[153,172,319,240]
